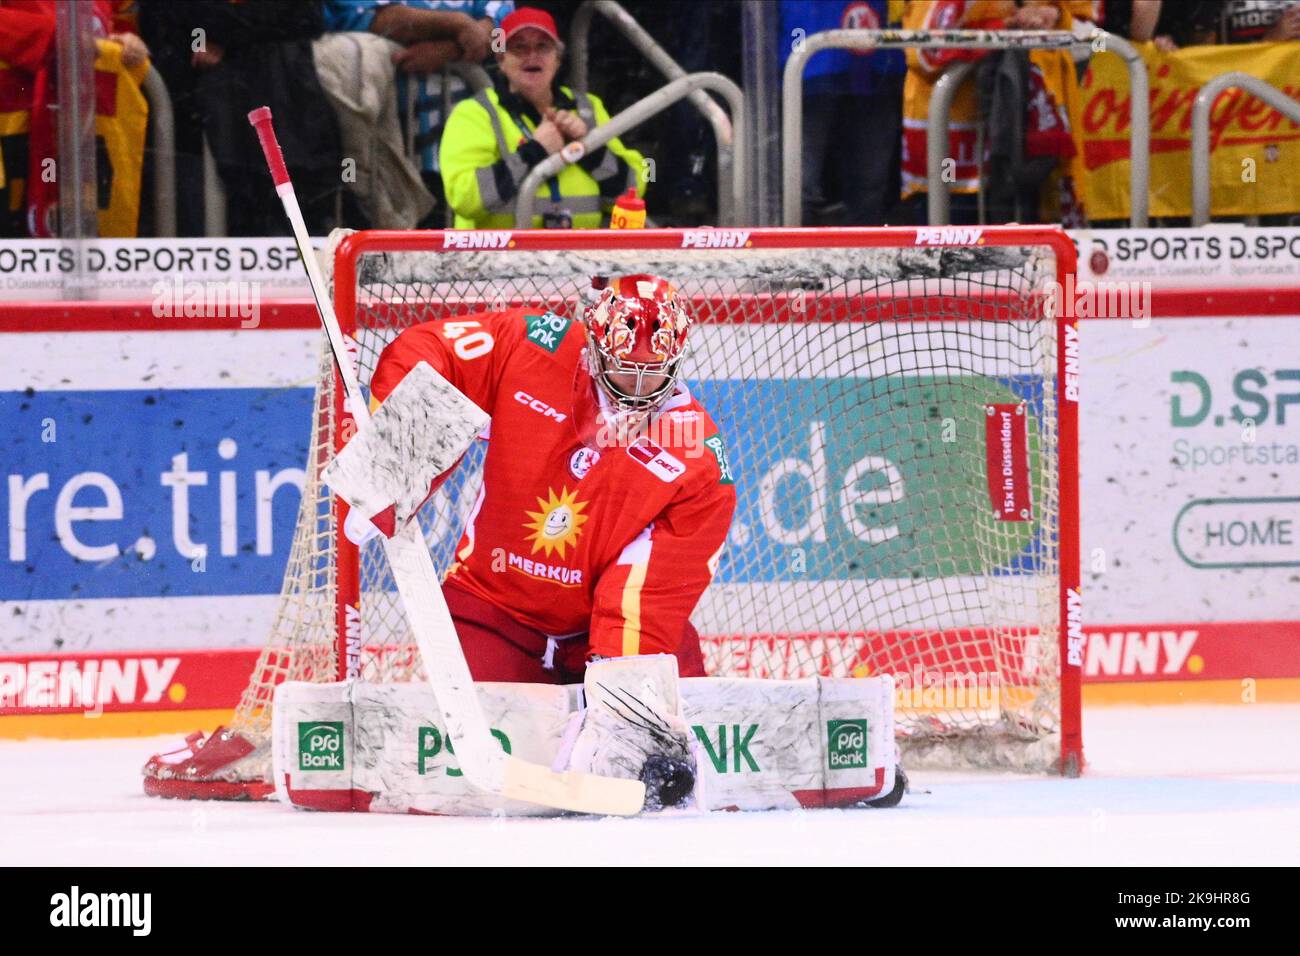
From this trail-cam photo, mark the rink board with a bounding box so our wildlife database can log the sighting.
[2,237,1300,725]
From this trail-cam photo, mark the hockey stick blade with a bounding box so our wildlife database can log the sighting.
[247,105,646,816]
[503,756,646,816]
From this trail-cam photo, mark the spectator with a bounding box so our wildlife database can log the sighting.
[1219,0,1300,43]
[901,1,1088,226]
[1103,2,1299,50]
[1103,1,1175,51]
[1102,1,1213,49]
[0,0,151,237]
[322,2,514,226]
[439,6,645,229]
[580,0,737,225]
[779,0,905,226]
[141,0,344,238]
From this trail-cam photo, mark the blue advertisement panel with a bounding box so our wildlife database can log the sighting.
[3,371,1052,611]
[3,387,312,601]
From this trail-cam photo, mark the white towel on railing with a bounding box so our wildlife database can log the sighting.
[312,32,435,229]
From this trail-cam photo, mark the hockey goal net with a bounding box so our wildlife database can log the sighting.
[146,226,1082,796]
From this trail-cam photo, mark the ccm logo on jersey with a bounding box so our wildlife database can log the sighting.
[627,436,685,482]
[914,227,984,246]
[443,230,513,249]
[514,391,567,423]
[681,229,751,249]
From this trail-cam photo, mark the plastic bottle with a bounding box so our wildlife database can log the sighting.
[610,188,646,229]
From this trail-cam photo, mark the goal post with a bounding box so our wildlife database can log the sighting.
[149,225,1082,797]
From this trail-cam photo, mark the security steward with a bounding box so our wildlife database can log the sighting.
[439,7,647,230]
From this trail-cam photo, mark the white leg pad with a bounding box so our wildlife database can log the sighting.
[272,674,897,814]
[274,679,575,816]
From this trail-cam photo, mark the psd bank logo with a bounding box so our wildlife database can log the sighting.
[299,722,344,771]
[827,719,868,770]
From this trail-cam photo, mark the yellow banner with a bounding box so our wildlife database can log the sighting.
[1082,42,1300,220]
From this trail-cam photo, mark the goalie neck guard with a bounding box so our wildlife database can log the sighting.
[581,274,692,415]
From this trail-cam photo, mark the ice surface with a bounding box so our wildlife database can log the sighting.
[3,704,1298,866]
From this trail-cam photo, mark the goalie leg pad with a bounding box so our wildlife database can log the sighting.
[681,675,898,810]
[272,673,900,814]
[273,679,574,816]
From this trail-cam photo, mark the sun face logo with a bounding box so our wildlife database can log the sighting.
[523,486,589,559]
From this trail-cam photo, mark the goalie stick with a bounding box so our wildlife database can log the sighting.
[246,106,645,816]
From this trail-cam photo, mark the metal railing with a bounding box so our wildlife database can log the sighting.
[515,71,744,227]
[568,0,736,175]
[140,66,177,237]
[1192,72,1300,227]
[782,27,1151,228]
[926,59,977,227]
[202,134,226,238]
[402,62,492,228]
[403,62,491,160]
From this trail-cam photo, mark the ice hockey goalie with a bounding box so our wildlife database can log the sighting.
[348,274,734,806]
[360,274,735,685]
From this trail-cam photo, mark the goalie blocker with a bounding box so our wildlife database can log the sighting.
[274,660,901,814]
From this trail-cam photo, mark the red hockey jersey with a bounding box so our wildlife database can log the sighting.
[369,307,737,659]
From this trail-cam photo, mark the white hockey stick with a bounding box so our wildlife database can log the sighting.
[247,107,644,816]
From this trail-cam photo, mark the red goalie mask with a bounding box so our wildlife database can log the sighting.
[581,274,692,412]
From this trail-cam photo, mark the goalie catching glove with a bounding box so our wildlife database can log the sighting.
[558,655,695,811]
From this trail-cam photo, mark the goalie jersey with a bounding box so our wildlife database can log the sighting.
[369,307,737,660]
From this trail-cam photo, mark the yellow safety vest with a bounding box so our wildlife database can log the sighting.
[440,84,646,230]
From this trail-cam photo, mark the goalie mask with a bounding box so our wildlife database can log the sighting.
[581,274,692,415]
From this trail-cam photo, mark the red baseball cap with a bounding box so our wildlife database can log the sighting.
[501,8,560,44]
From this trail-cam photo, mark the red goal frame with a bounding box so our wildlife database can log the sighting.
[329,226,1083,774]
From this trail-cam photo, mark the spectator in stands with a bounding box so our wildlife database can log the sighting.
[1219,1,1300,42]
[1105,0,1300,48]
[322,2,514,226]
[779,0,905,226]
[901,1,1089,227]
[439,6,645,229]
[583,0,736,226]
[1102,1,1181,50]
[141,0,344,237]
[0,0,151,237]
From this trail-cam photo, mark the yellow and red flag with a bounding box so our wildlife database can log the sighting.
[1082,41,1300,220]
